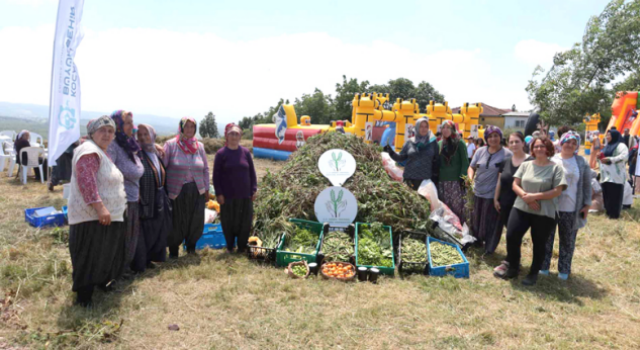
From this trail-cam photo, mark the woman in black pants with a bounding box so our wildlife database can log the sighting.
[496,137,567,286]
[492,132,531,277]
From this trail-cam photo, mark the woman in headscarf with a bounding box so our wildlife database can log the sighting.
[540,130,591,281]
[107,110,144,273]
[67,116,127,306]
[14,130,31,165]
[467,125,512,255]
[437,120,469,224]
[132,124,171,272]
[598,129,629,219]
[163,117,209,257]
[383,117,440,191]
[214,124,257,253]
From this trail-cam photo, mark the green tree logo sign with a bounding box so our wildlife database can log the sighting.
[329,151,346,172]
[325,188,347,218]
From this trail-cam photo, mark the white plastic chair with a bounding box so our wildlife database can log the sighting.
[0,142,14,174]
[30,132,44,148]
[0,130,16,142]
[3,142,17,176]
[19,147,44,184]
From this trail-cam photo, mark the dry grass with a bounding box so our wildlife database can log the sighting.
[1,158,640,349]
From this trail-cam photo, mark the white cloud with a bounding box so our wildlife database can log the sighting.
[514,39,567,68]
[1,0,57,6]
[0,25,535,124]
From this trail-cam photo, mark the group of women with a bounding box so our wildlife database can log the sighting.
[67,112,256,306]
[387,117,631,286]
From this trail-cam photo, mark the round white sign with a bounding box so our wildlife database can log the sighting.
[318,149,356,186]
[314,187,358,228]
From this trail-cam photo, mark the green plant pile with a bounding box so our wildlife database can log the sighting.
[357,223,393,267]
[253,133,432,243]
[283,227,318,254]
[429,241,464,267]
[401,238,428,262]
[322,230,354,262]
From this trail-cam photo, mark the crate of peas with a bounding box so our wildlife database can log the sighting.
[427,237,469,278]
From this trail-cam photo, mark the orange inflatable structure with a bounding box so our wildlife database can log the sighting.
[607,91,639,136]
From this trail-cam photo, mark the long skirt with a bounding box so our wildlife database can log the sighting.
[437,180,467,224]
[602,182,624,219]
[220,198,253,252]
[471,196,501,254]
[168,182,205,249]
[69,220,126,292]
[124,202,140,269]
[132,189,172,272]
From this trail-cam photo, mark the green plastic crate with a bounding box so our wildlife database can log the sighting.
[355,222,395,276]
[276,219,327,267]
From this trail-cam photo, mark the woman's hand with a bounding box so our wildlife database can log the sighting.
[217,195,225,206]
[527,201,541,211]
[580,205,589,220]
[521,192,537,204]
[493,199,501,213]
[93,203,112,226]
[155,143,165,158]
[601,158,611,165]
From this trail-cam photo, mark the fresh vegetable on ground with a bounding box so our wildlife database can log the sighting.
[402,238,428,262]
[322,231,354,262]
[253,133,434,245]
[283,227,318,254]
[292,264,308,277]
[322,262,355,279]
[357,223,393,267]
[430,241,464,266]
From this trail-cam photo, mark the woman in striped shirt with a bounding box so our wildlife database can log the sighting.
[162,117,210,257]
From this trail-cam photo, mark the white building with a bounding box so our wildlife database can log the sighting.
[502,111,529,130]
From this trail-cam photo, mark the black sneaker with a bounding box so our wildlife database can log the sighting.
[521,273,538,286]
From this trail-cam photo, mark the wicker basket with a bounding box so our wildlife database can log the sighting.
[320,261,356,282]
[286,261,310,279]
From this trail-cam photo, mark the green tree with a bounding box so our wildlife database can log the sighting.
[294,88,335,124]
[413,81,445,109]
[199,112,219,138]
[333,75,370,121]
[526,0,640,127]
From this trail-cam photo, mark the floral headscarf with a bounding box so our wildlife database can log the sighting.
[137,123,157,154]
[560,130,581,154]
[176,117,198,154]
[87,116,115,138]
[224,123,242,146]
[111,110,141,161]
[484,125,503,143]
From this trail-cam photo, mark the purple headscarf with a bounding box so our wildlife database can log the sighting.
[111,110,141,161]
[484,125,503,143]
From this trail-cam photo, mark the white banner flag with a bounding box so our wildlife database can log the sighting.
[47,0,85,166]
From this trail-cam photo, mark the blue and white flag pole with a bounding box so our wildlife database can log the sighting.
[47,0,85,166]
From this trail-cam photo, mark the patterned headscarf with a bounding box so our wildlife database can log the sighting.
[137,123,157,154]
[413,117,431,145]
[484,125,503,143]
[176,117,198,154]
[441,120,460,165]
[111,110,141,161]
[560,130,581,154]
[87,116,115,138]
[224,123,242,146]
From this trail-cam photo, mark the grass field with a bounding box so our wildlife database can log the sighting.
[1,157,640,350]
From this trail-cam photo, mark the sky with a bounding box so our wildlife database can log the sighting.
[0,0,611,125]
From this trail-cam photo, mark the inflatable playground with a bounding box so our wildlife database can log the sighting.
[253,93,484,160]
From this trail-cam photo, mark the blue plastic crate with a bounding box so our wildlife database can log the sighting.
[427,237,469,279]
[25,207,66,228]
[185,224,234,250]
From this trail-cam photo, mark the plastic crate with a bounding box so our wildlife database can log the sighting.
[276,219,327,267]
[354,222,395,276]
[25,207,66,228]
[191,224,229,250]
[397,230,429,277]
[317,224,356,265]
[427,237,469,279]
